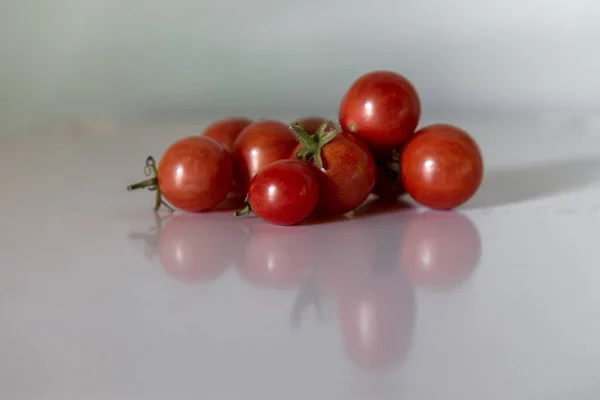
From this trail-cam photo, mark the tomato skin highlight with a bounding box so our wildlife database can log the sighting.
[401,124,484,210]
[157,136,233,212]
[291,132,376,217]
[202,117,253,152]
[246,159,319,226]
[339,70,421,151]
[232,120,298,194]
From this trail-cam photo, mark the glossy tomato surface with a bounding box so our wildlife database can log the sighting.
[400,211,481,289]
[202,117,253,152]
[292,132,376,217]
[401,124,484,210]
[291,117,336,136]
[247,159,319,226]
[339,70,421,151]
[232,120,298,194]
[158,213,243,283]
[158,136,233,212]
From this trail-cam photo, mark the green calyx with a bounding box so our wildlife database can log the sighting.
[234,196,253,217]
[289,121,339,169]
[127,156,174,212]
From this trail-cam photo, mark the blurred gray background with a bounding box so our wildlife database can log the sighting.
[1,0,598,136]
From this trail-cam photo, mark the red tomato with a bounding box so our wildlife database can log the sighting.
[236,223,317,290]
[338,267,416,371]
[232,120,298,194]
[158,213,244,283]
[400,211,481,288]
[290,128,376,217]
[401,124,484,210]
[155,137,233,212]
[291,117,336,135]
[242,159,319,226]
[339,70,421,151]
[202,117,253,152]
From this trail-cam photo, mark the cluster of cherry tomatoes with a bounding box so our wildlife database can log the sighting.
[128,70,484,225]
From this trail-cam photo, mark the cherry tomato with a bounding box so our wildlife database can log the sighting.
[158,137,232,211]
[236,223,317,290]
[290,125,376,217]
[128,136,233,212]
[242,159,319,226]
[338,267,416,371]
[401,124,484,210]
[202,117,253,152]
[400,211,481,289]
[291,117,336,135]
[339,70,421,151]
[232,120,298,194]
[158,213,244,283]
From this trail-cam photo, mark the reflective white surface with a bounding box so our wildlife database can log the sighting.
[2,113,600,399]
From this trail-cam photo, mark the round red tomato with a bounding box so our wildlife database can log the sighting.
[291,117,336,135]
[157,137,232,212]
[339,70,421,151]
[202,117,253,152]
[400,211,481,289]
[241,159,319,226]
[158,213,244,283]
[401,124,484,210]
[290,124,376,217]
[232,120,298,194]
[128,136,233,212]
[338,267,416,371]
[236,223,317,290]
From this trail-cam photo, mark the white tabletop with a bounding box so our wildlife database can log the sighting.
[2,112,600,400]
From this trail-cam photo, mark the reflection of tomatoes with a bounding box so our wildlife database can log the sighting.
[236,224,317,290]
[158,213,243,283]
[339,70,421,151]
[314,220,375,300]
[401,124,484,210]
[202,117,253,152]
[232,120,298,194]
[338,267,416,371]
[400,211,481,288]
[157,136,233,212]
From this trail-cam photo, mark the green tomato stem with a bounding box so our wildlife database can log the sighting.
[127,155,174,212]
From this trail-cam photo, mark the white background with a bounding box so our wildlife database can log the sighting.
[2,0,599,136]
